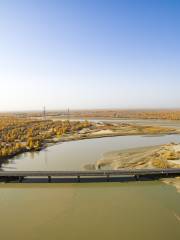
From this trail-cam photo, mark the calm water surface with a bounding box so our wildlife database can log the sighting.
[2,134,180,171]
[1,133,180,240]
[0,182,180,240]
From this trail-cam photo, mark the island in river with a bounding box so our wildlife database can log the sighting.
[83,142,180,192]
[84,143,180,170]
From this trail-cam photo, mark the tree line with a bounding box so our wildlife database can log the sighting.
[0,117,91,159]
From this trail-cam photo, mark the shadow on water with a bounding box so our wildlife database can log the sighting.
[0,175,163,184]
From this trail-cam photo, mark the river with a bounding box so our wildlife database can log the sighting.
[2,134,180,171]
[0,123,180,239]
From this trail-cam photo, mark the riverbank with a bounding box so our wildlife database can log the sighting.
[51,122,178,143]
[1,120,178,164]
[84,143,180,170]
[162,177,180,193]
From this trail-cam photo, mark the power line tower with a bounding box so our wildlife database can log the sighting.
[43,106,46,120]
[67,108,70,120]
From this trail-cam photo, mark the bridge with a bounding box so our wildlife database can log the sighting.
[0,168,180,183]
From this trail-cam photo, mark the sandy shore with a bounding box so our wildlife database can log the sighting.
[84,143,180,170]
[50,121,178,144]
[83,143,180,192]
[162,177,180,193]
[1,120,178,167]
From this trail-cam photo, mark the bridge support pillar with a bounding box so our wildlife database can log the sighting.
[19,176,24,183]
[48,176,51,183]
[135,175,139,181]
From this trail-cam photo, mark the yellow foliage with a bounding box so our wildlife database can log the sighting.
[0,117,92,159]
[152,158,169,168]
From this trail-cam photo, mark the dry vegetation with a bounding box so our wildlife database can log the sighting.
[0,117,91,160]
[2,109,180,120]
[0,114,177,162]
[92,122,176,135]
[49,109,180,120]
[85,143,180,170]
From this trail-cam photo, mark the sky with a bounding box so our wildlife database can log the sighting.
[0,0,180,111]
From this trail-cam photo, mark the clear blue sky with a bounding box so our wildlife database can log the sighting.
[0,0,180,111]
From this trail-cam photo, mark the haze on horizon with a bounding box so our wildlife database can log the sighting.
[0,0,180,111]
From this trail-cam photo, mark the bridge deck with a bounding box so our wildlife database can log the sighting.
[0,168,180,182]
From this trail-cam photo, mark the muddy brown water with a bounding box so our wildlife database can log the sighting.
[1,132,180,240]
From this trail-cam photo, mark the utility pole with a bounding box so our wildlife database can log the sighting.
[67,108,70,120]
[43,106,46,120]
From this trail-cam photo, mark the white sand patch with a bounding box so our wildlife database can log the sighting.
[173,145,180,152]
[91,129,114,135]
[173,212,180,222]
[168,160,180,165]
[162,177,180,193]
